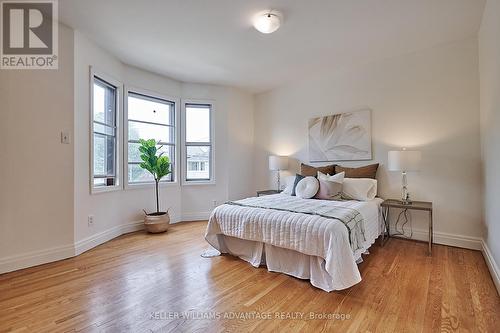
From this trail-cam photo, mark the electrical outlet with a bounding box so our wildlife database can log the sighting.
[212,200,218,208]
[88,215,94,227]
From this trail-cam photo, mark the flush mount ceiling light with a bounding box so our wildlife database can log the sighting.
[253,11,281,34]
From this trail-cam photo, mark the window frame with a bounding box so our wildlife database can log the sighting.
[124,86,180,189]
[181,99,215,185]
[89,67,123,194]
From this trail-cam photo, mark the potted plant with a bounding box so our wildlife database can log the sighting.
[138,138,171,233]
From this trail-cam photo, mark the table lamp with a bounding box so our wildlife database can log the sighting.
[388,149,421,205]
[269,155,289,191]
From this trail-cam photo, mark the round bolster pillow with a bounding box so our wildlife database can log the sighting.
[295,176,319,199]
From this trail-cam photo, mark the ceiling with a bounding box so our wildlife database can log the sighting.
[59,0,485,93]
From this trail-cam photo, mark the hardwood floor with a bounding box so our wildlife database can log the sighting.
[0,221,498,333]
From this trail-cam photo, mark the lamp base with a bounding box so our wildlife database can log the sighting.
[401,172,412,205]
[276,170,281,192]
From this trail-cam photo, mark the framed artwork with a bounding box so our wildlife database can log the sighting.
[308,109,372,162]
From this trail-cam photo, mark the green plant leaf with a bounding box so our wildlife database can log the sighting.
[136,138,171,181]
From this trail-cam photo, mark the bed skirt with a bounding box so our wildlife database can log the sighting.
[213,234,372,292]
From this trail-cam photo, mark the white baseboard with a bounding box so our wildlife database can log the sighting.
[0,243,75,274]
[74,221,144,255]
[0,213,209,275]
[481,240,500,296]
[390,226,483,250]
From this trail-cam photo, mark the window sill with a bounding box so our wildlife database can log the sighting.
[125,181,180,190]
[91,185,122,194]
[182,180,216,186]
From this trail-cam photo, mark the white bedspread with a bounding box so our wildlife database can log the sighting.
[205,194,383,291]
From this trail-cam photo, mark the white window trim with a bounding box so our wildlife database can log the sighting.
[124,85,180,190]
[89,66,123,194]
[181,99,216,186]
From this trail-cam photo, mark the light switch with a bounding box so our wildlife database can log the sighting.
[61,131,70,144]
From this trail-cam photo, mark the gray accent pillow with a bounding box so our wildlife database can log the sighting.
[291,174,305,196]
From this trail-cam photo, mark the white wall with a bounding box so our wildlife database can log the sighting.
[73,32,254,246]
[227,88,255,200]
[254,38,483,245]
[0,25,75,266]
[479,0,500,283]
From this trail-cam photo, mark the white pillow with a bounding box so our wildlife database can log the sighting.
[342,178,378,201]
[282,176,297,195]
[317,171,345,183]
[295,177,320,199]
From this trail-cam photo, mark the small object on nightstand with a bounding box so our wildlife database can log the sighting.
[380,199,433,255]
[257,190,281,197]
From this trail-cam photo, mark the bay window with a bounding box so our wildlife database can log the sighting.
[90,72,217,191]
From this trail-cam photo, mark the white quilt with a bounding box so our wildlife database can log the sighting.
[205,194,382,290]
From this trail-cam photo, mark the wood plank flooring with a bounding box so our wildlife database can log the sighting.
[0,221,499,332]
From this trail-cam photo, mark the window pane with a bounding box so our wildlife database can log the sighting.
[106,136,115,175]
[93,79,116,126]
[126,92,176,184]
[186,105,210,142]
[128,142,172,163]
[93,123,115,136]
[128,164,155,183]
[128,121,173,143]
[93,133,115,177]
[128,163,173,183]
[94,134,105,175]
[128,94,173,125]
[93,84,105,123]
[186,146,210,180]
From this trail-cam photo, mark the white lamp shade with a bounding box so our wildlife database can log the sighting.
[253,13,281,34]
[388,150,421,172]
[269,155,288,171]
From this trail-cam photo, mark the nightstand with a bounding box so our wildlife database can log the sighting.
[257,190,281,197]
[380,199,433,255]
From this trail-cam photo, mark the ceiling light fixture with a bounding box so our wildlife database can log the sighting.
[253,12,281,34]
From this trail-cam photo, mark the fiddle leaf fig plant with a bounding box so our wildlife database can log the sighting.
[138,139,171,214]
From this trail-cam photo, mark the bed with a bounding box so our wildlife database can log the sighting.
[205,193,384,292]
